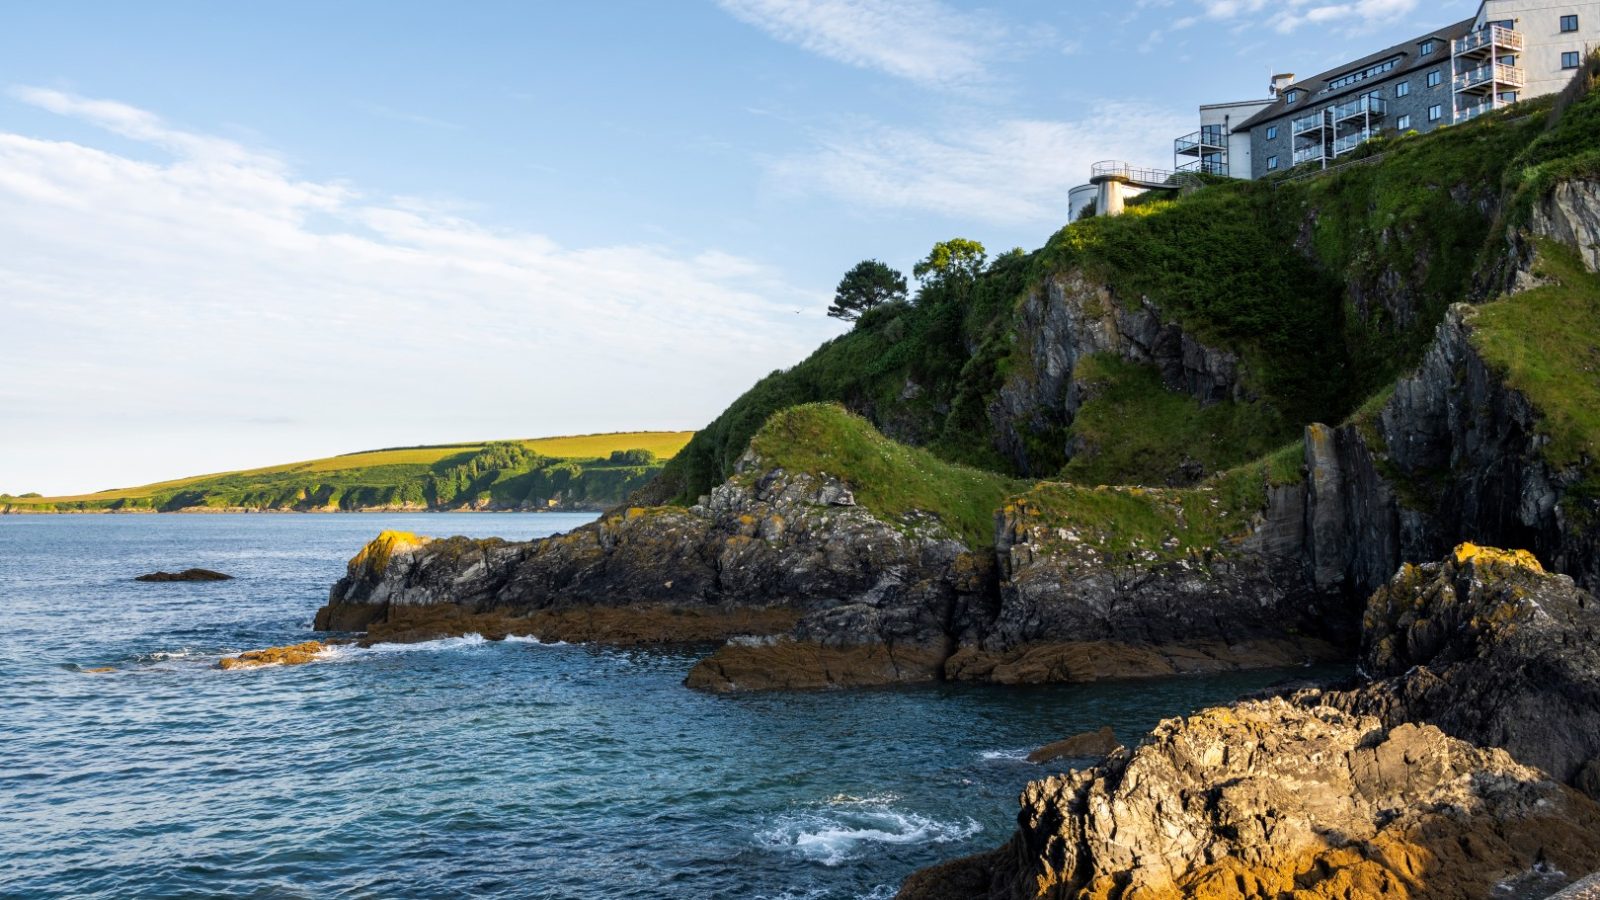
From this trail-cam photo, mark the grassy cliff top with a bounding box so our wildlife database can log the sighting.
[5,431,693,509]
[748,403,1025,548]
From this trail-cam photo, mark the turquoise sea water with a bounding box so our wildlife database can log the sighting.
[0,514,1339,899]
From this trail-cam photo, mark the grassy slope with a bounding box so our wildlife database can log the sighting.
[4,432,693,512]
[748,403,1026,548]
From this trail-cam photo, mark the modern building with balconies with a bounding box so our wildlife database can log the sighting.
[1166,0,1598,182]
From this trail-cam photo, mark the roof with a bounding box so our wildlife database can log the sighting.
[1235,16,1477,131]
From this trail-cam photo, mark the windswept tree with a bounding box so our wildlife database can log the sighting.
[912,238,987,288]
[827,259,908,321]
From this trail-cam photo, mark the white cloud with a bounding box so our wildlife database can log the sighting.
[0,88,835,494]
[766,102,1191,227]
[1181,0,1422,33]
[714,0,1003,87]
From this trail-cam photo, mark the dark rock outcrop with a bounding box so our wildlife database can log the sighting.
[1321,543,1600,793]
[135,568,233,582]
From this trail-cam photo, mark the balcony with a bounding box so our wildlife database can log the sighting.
[1456,99,1499,122]
[1293,144,1327,166]
[1333,95,1387,123]
[1453,24,1524,57]
[1455,63,1527,92]
[1333,128,1375,156]
[1291,111,1328,136]
[1174,129,1227,156]
[1176,158,1229,176]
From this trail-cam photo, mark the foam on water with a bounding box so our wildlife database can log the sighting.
[978,748,1030,761]
[755,794,982,867]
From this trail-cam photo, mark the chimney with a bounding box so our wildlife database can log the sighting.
[1270,73,1296,97]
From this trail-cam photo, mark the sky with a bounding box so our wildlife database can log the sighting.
[0,0,1477,495]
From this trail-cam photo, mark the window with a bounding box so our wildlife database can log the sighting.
[1500,91,1519,104]
[1561,15,1579,32]
[1326,57,1400,91]
[1563,51,1582,69]
[1397,114,1412,130]
[1426,69,1443,87]
[1490,19,1513,30]
[1428,104,1444,122]
[1395,80,1410,97]
[1285,90,1300,104]
[1266,125,1278,140]
[1267,155,1279,170]
[1420,39,1436,55]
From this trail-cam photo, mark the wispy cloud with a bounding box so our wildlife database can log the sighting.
[766,102,1190,227]
[0,87,834,493]
[1178,0,1423,34]
[714,0,1004,87]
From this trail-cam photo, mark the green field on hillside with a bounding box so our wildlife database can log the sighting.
[2,432,694,513]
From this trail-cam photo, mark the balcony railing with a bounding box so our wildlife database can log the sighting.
[1293,144,1327,166]
[1333,128,1375,155]
[1090,161,1175,185]
[1453,24,1524,56]
[1456,100,1497,122]
[1176,158,1229,176]
[1455,63,1527,91]
[1291,111,1328,135]
[1333,95,1387,122]
[1174,129,1227,155]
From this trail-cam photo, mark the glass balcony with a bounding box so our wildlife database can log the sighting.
[1332,129,1375,155]
[1456,100,1495,122]
[1174,129,1227,156]
[1333,95,1387,122]
[1453,24,1524,56]
[1291,111,1327,135]
[1176,158,1229,176]
[1293,144,1326,166]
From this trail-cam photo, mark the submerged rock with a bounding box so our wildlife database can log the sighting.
[135,568,233,582]
[1025,726,1119,765]
[217,641,327,670]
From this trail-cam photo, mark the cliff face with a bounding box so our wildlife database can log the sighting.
[989,272,1247,477]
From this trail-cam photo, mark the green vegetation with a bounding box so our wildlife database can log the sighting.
[1061,354,1294,486]
[747,403,1025,548]
[1011,457,1274,565]
[913,238,987,286]
[1471,240,1600,480]
[827,259,908,322]
[3,432,692,513]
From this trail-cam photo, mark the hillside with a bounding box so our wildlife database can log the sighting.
[1,432,693,513]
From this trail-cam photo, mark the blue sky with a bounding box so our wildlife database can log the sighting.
[0,0,1475,494]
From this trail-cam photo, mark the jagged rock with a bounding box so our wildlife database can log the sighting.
[899,699,1600,900]
[1025,726,1119,764]
[134,568,232,582]
[1318,543,1600,794]
[1532,178,1600,273]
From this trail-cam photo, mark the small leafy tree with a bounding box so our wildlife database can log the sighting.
[827,259,908,321]
[912,238,987,287]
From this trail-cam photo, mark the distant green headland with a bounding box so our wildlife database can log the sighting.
[1,432,694,513]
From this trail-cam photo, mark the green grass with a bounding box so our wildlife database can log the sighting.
[1009,458,1274,565]
[3,432,693,512]
[1061,354,1294,486]
[1470,239,1600,475]
[747,403,1026,548]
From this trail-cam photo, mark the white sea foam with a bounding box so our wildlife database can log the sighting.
[979,748,1030,761]
[755,794,981,866]
[359,632,491,653]
[502,634,566,646]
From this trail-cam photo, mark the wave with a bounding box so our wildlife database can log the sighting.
[978,748,1030,762]
[334,632,565,658]
[754,794,981,867]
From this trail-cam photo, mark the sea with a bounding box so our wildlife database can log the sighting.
[0,513,1338,899]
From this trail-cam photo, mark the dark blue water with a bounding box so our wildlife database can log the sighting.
[0,514,1340,899]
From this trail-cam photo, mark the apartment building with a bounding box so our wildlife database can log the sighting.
[1175,0,1599,180]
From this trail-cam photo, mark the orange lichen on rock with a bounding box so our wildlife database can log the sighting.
[1453,542,1545,572]
[81,666,116,674]
[347,530,428,577]
[217,641,328,670]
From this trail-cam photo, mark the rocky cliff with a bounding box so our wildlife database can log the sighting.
[898,545,1600,900]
